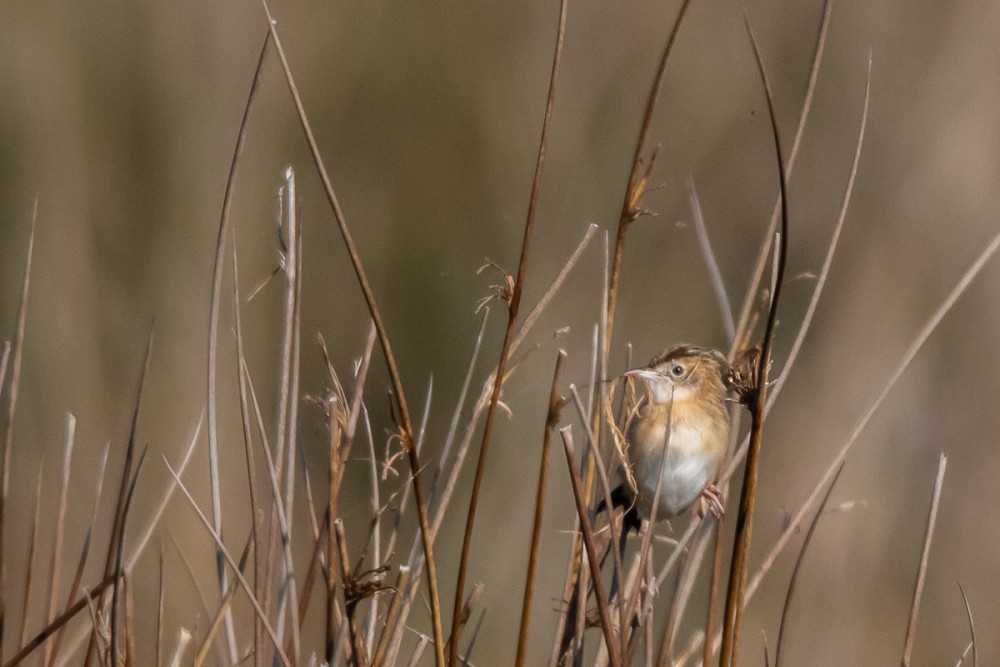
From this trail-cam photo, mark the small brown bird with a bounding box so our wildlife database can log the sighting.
[608,344,731,535]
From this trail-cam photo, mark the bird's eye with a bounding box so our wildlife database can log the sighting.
[670,364,684,377]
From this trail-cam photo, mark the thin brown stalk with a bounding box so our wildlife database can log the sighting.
[4,573,116,667]
[901,453,948,667]
[0,205,36,661]
[605,0,693,356]
[259,5,444,657]
[47,444,111,667]
[449,1,568,662]
[295,504,329,628]
[207,32,269,664]
[43,414,76,665]
[163,458,291,667]
[327,386,345,666]
[334,520,364,667]
[514,350,566,667]
[17,468,42,648]
[774,464,845,667]
[371,565,410,666]
[109,448,148,667]
[567,387,626,652]
[719,17,790,666]
[730,0,833,351]
[85,327,154,667]
[561,433,621,667]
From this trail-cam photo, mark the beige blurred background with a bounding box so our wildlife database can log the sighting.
[2,0,999,664]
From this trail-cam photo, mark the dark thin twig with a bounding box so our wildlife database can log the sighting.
[720,17,790,666]
[4,573,116,667]
[605,0,693,355]
[86,327,154,667]
[514,351,566,667]
[730,0,833,352]
[109,447,148,667]
[448,1,568,663]
[774,464,845,667]
[561,435,622,667]
[334,520,364,667]
[901,454,948,667]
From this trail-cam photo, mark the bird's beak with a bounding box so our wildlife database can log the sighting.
[625,368,673,403]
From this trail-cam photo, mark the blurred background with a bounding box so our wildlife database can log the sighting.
[2,0,999,664]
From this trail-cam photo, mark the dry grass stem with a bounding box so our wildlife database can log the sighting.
[514,350,566,667]
[42,414,76,667]
[561,431,621,667]
[901,453,948,667]
[719,16,790,664]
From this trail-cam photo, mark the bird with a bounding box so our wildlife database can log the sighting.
[605,344,731,542]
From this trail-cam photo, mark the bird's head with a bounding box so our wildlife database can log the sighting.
[625,344,728,405]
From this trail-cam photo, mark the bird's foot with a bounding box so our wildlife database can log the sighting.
[695,483,725,519]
